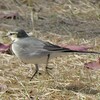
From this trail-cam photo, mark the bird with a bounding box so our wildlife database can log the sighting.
[5,29,100,81]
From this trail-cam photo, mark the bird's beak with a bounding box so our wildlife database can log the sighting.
[2,34,9,38]
[2,35,7,38]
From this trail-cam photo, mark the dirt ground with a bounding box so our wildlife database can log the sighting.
[0,0,100,100]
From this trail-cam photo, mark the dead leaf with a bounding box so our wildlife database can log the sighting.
[0,12,20,19]
[84,58,100,70]
[0,43,12,55]
[60,44,93,51]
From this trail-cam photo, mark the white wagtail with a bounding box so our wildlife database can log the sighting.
[5,29,100,80]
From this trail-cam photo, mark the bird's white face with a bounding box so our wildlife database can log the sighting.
[5,29,28,41]
[7,31,18,41]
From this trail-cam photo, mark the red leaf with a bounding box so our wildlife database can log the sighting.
[0,43,12,54]
[84,58,100,70]
[0,12,20,19]
[60,44,93,51]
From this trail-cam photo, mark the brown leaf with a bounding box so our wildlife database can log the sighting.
[0,43,12,55]
[0,12,20,19]
[60,44,93,51]
[84,58,100,70]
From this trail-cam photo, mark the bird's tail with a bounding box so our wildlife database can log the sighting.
[44,42,100,55]
[63,49,100,55]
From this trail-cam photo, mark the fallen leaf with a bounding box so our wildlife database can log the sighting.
[84,58,100,70]
[0,12,20,19]
[60,44,93,51]
[0,43,12,55]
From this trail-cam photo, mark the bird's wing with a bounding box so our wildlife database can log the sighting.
[15,37,68,51]
[43,42,71,52]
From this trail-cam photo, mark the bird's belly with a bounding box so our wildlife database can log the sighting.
[20,53,63,64]
[21,56,48,64]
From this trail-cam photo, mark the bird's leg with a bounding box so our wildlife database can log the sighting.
[46,54,50,69]
[45,54,52,74]
[30,64,39,81]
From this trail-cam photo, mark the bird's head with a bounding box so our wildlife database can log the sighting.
[6,29,28,41]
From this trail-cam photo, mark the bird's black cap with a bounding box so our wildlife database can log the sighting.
[15,29,28,38]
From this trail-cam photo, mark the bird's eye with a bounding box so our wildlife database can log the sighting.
[10,33,13,35]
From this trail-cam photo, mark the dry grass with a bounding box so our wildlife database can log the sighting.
[0,0,100,100]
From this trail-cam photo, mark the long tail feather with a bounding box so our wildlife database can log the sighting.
[64,49,100,55]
